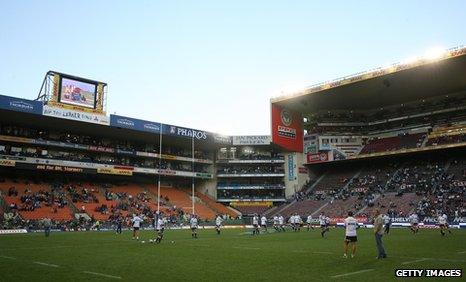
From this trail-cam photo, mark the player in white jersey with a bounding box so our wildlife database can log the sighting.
[252,214,260,235]
[409,213,419,234]
[190,214,199,238]
[295,214,302,231]
[306,215,314,231]
[278,215,285,232]
[343,211,358,258]
[154,212,165,244]
[215,215,223,235]
[438,213,451,236]
[273,215,279,231]
[319,213,329,237]
[260,215,268,233]
[383,214,392,235]
[132,214,143,240]
[289,215,295,231]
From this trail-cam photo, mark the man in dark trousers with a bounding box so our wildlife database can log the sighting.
[374,209,387,259]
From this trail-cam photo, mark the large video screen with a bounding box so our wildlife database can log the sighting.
[59,77,97,109]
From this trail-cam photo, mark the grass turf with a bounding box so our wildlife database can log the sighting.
[0,227,465,281]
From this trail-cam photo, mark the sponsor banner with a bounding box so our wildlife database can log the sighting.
[43,105,110,125]
[162,124,209,141]
[136,151,157,158]
[110,114,161,134]
[35,164,89,173]
[217,173,285,177]
[213,134,232,145]
[0,95,43,115]
[0,159,15,167]
[97,168,133,176]
[223,159,285,164]
[0,229,28,235]
[288,153,295,181]
[232,135,271,145]
[298,167,308,174]
[306,151,334,164]
[89,145,114,153]
[195,172,213,179]
[271,104,303,152]
[331,216,368,224]
[230,201,273,207]
[116,149,135,155]
[218,185,285,190]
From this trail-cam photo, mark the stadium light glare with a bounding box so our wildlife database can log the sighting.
[424,47,447,61]
[278,82,307,96]
[401,56,420,65]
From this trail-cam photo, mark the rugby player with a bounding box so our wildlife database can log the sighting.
[343,211,358,258]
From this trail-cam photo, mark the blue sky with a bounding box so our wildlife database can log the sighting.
[0,1,465,135]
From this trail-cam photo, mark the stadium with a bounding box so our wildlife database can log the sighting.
[1,33,466,281]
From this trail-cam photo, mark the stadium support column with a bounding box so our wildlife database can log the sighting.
[157,125,163,212]
[192,134,195,215]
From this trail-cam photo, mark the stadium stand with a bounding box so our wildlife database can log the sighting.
[360,133,425,154]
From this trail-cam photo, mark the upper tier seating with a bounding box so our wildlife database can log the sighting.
[360,133,425,154]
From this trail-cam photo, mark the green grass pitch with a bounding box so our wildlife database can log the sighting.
[0,228,465,281]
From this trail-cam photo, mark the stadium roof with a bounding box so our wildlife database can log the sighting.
[271,46,466,113]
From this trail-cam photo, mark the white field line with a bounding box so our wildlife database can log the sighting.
[401,258,429,265]
[457,250,466,254]
[83,271,122,279]
[33,261,59,268]
[331,269,374,278]
[0,255,16,260]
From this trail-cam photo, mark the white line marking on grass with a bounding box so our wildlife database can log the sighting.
[457,251,466,254]
[83,271,122,279]
[401,258,429,265]
[331,269,374,278]
[0,255,16,260]
[233,246,260,250]
[33,261,59,268]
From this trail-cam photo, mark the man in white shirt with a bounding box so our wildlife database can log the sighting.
[306,215,314,231]
[273,215,279,232]
[190,214,199,238]
[154,212,165,244]
[252,214,260,235]
[438,213,451,236]
[409,213,419,234]
[132,214,143,241]
[295,214,302,232]
[260,215,268,233]
[319,213,329,237]
[215,215,223,235]
[278,215,285,232]
[289,214,295,231]
[343,211,358,258]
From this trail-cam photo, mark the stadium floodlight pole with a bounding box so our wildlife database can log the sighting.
[157,125,163,213]
[192,134,195,215]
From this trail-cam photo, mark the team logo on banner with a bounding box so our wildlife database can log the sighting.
[170,126,177,134]
[280,109,292,126]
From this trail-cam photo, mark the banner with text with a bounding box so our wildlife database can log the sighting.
[0,95,43,115]
[43,105,110,125]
